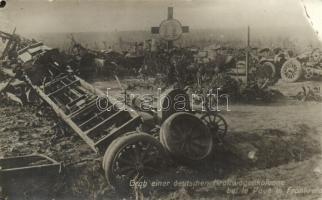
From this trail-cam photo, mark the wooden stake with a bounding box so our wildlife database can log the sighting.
[245,26,250,85]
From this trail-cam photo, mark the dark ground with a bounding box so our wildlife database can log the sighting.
[0,78,322,200]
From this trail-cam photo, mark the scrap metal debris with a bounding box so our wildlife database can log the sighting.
[294,86,322,101]
[281,48,322,82]
[0,25,321,200]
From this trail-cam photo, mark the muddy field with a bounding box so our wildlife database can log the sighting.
[1,79,322,200]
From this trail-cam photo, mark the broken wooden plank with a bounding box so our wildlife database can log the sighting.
[84,110,124,135]
[23,75,97,152]
[79,105,113,128]
[78,78,139,118]
[94,116,141,148]
[48,79,80,97]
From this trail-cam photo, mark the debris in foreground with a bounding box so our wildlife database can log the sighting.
[294,86,322,101]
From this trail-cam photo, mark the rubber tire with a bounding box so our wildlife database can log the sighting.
[263,62,277,84]
[160,112,213,162]
[102,132,165,189]
[280,59,302,83]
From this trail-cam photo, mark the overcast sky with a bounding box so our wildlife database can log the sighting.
[0,0,316,35]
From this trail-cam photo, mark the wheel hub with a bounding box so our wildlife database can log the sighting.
[285,66,295,78]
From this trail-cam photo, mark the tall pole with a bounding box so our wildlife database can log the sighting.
[245,26,250,85]
[167,41,173,51]
[167,7,174,52]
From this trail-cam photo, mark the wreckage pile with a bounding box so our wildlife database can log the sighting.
[65,36,145,80]
[0,29,322,199]
[23,32,321,103]
[294,86,322,102]
[0,30,233,198]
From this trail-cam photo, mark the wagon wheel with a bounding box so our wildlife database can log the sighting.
[200,112,228,141]
[160,112,213,162]
[281,59,302,82]
[102,133,166,191]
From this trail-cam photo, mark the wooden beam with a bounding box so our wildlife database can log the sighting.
[245,26,250,85]
[68,98,98,119]
[85,110,125,135]
[23,75,97,152]
[168,7,173,19]
[78,78,139,118]
[79,105,112,128]
[95,116,141,148]
[48,79,79,97]
[44,74,69,90]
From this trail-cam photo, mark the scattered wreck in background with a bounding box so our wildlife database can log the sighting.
[0,27,322,200]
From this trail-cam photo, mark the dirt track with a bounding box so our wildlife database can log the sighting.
[1,79,322,199]
[187,100,322,200]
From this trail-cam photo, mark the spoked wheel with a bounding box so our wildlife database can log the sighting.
[160,112,213,162]
[102,132,166,191]
[281,59,302,82]
[200,112,228,141]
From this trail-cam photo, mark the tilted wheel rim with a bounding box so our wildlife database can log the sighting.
[255,62,276,87]
[283,62,297,79]
[161,113,212,161]
[281,59,302,82]
[103,133,166,188]
[201,113,228,139]
[262,62,276,78]
[112,141,164,183]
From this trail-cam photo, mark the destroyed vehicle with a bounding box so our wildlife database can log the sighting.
[281,48,322,82]
[255,48,290,84]
[69,42,145,79]
[1,34,228,193]
[228,48,290,87]
[18,43,71,85]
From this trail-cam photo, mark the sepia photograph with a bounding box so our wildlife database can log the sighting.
[0,0,322,199]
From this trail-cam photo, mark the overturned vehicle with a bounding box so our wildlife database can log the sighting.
[0,32,228,193]
[69,42,145,79]
[281,48,322,82]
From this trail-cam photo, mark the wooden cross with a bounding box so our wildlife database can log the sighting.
[151,7,189,49]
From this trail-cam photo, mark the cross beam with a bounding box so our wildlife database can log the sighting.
[168,7,173,19]
[151,7,189,41]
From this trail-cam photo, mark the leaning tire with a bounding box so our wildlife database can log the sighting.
[262,62,277,84]
[200,113,228,141]
[160,112,213,162]
[281,59,302,82]
[262,62,276,78]
[102,132,166,190]
[255,62,277,87]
